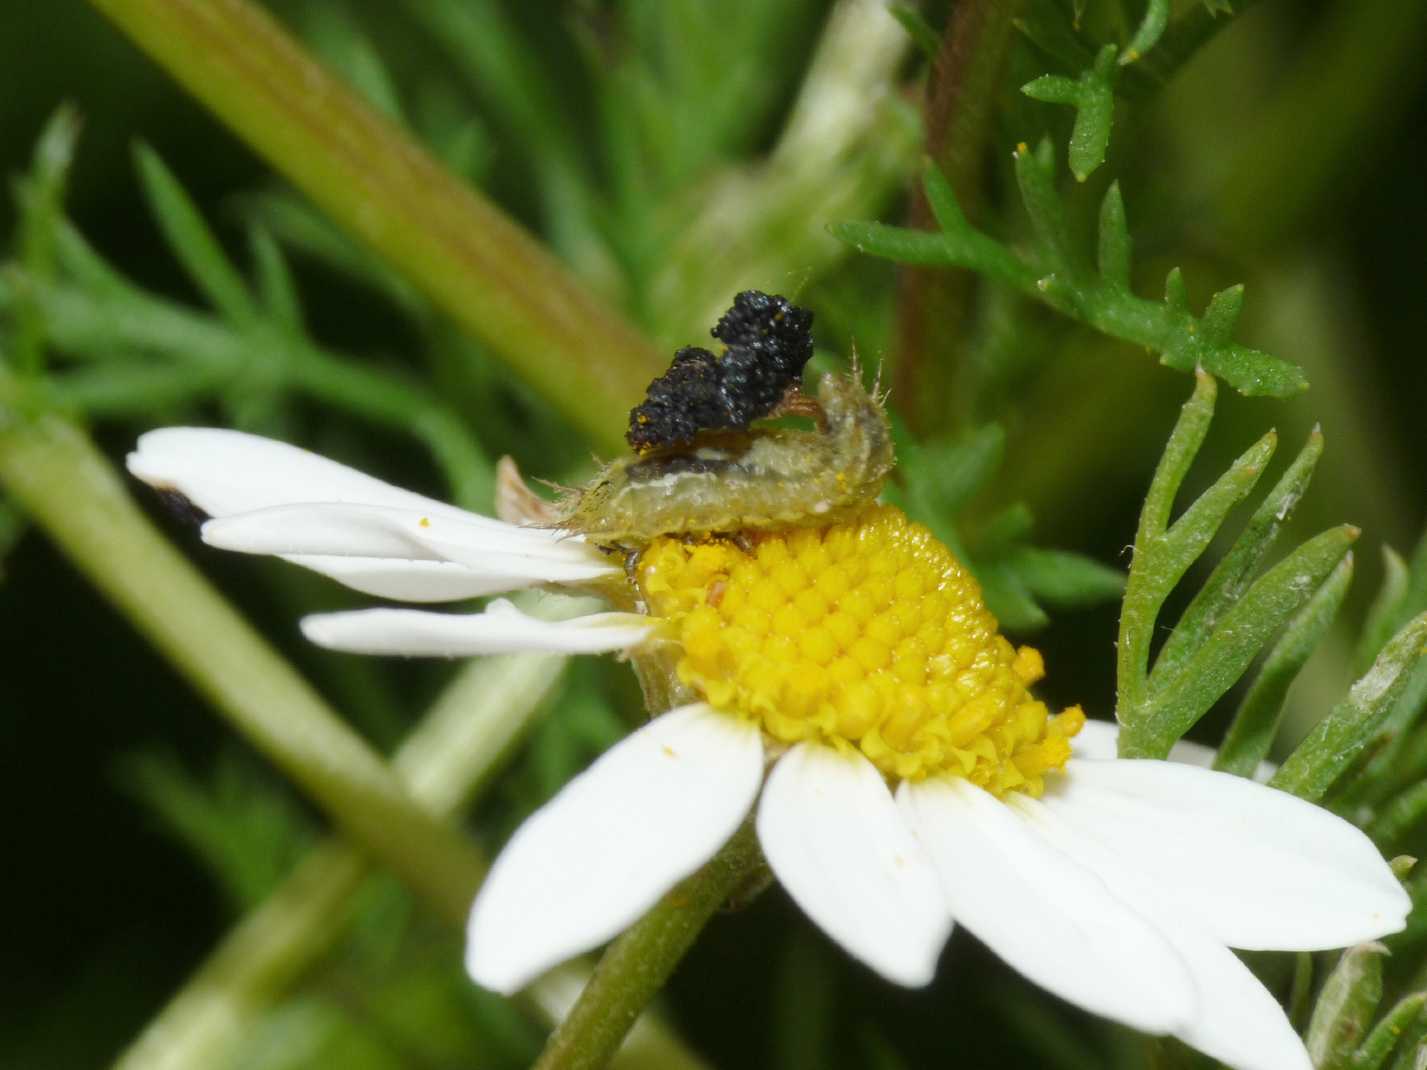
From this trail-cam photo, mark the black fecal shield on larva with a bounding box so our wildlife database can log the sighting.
[626,290,814,453]
[625,346,726,454]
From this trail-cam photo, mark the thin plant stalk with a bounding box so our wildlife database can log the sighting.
[0,410,481,923]
[532,824,766,1070]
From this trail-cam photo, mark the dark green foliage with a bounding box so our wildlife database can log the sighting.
[3,2,1427,1069]
[835,164,1307,397]
[1115,375,1366,760]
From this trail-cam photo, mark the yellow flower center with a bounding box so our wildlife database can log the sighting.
[637,505,1084,796]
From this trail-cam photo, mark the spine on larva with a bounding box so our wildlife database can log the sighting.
[556,372,893,547]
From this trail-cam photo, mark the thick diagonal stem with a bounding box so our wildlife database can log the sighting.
[84,0,661,451]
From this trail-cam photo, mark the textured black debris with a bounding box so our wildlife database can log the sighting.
[626,291,814,452]
[626,347,726,453]
[154,488,210,528]
[710,290,814,364]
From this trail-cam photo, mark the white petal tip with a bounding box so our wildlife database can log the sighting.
[460,705,763,1001]
[297,605,652,657]
[197,518,239,551]
[464,931,534,996]
[298,615,345,651]
[758,745,952,990]
[874,956,939,989]
[125,429,217,487]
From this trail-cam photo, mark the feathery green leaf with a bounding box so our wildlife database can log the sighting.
[1274,613,1427,802]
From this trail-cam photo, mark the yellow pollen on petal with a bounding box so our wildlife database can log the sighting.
[636,505,1082,796]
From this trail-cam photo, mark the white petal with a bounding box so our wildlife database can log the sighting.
[128,427,476,520]
[757,744,952,986]
[1012,794,1310,1070]
[1068,717,1122,760]
[466,704,764,993]
[1071,718,1222,766]
[1073,720,1276,781]
[1044,759,1410,951]
[1168,738,1277,783]
[1161,924,1311,1070]
[202,502,604,567]
[300,598,652,656]
[898,777,1195,1034]
[202,504,613,588]
[283,555,544,602]
[1168,737,1231,769]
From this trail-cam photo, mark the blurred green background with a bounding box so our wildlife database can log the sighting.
[3,1,1426,1066]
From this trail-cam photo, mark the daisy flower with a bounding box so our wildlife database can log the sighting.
[128,426,1409,1070]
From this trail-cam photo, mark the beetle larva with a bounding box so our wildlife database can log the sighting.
[555,369,893,549]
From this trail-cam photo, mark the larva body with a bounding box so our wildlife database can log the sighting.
[557,371,892,549]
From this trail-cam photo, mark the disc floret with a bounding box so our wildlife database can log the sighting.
[638,504,1084,795]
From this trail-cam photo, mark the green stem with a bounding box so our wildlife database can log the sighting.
[532,823,766,1070]
[0,410,481,925]
[84,0,661,451]
[114,840,370,1070]
[895,0,1022,429]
